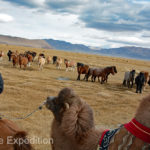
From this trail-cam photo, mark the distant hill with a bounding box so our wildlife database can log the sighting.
[0,35,52,49]
[45,39,150,60]
[98,47,150,60]
[45,39,92,52]
[0,35,149,60]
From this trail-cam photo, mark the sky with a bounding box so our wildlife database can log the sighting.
[0,0,150,49]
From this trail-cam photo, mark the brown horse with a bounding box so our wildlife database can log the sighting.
[77,63,89,80]
[141,71,149,85]
[85,67,98,81]
[19,55,28,69]
[0,119,32,150]
[25,53,33,67]
[64,59,76,71]
[91,66,117,83]
[105,66,117,82]
[11,54,19,67]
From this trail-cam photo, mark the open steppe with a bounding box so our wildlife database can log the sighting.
[0,44,150,150]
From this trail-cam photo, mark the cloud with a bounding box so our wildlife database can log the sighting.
[1,0,150,48]
[78,0,150,32]
[0,13,14,22]
[3,0,46,8]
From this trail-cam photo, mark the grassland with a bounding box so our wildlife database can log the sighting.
[0,44,150,150]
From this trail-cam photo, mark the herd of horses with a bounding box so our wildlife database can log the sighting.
[76,62,150,93]
[0,50,150,93]
[122,69,149,93]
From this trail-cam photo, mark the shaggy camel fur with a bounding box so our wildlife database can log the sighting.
[46,88,150,150]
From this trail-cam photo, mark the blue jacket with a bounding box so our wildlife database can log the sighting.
[0,74,4,94]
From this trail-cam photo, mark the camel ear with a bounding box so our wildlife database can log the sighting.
[64,103,70,110]
[59,103,69,113]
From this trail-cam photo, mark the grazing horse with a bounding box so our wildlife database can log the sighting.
[7,50,13,61]
[64,59,75,71]
[0,119,33,150]
[77,63,89,80]
[19,55,28,69]
[56,58,62,69]
[123,70,136,88]
[38,56,46,70]
[92,66,116,83]
[135,72,145,93]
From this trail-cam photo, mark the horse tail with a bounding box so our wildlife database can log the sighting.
[13,131,33,150]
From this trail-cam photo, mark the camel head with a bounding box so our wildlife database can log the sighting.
[135,94,150,128]
[45,88,79,122]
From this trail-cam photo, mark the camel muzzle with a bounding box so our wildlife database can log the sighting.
[45,96,56,109]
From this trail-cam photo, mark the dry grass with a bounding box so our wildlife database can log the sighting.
[0,44,150,150]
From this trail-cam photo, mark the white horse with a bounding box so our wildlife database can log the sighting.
[38,56,46,70]
[56,58,62,69]
[123,70,136,88]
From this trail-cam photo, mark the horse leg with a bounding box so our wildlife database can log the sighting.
[127,80,130,88]
[94,76,96,82]
[77,74,80,80]
[86,74,89,81]
[105,75,108,83]
[100,77,103,84]
[140,84,143,93]
[131,80,134,88]
[83,74,86,80]
[136,84,138,93]
[91,75,94,82]
[123,80,126,86]
[98,76,100,82]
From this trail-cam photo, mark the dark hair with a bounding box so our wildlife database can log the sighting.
[0,74,4,94]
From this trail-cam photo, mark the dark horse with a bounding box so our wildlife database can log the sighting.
[77,63,89,80]
[135,72,145,93]
[91,66,117,83]
[7,50,13,61]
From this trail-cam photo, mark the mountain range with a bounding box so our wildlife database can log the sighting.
[0,35,150,60]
